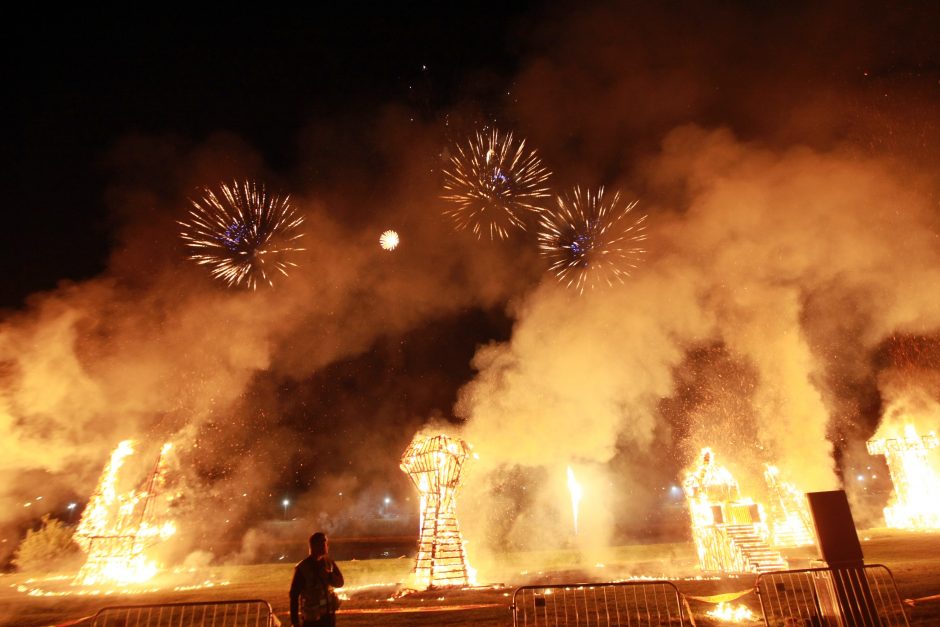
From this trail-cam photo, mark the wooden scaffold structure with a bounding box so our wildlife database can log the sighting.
[867,426,940,529]
[400,433,472,589]
[73,441,176,586]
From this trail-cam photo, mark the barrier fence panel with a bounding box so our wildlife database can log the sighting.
[91,599,280,627]
[511,580,688,626]
[756,564,909,627]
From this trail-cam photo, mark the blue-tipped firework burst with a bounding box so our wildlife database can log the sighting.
[442,129,551,239]
[537,187,648,293]
[179,180,305,289]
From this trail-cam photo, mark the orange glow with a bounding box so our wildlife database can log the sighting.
[867,425,940,530]
[682,448,787,574]
[400,434,474,589]
[707,602,760,623]
[73,440,177,586]
[14,569,230,598]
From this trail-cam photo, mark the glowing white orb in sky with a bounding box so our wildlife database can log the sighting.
[380,229,400,251]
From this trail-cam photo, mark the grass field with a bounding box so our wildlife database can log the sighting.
[2,529,938,626]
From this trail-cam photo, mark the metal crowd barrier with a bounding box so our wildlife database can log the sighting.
[511,580,688,626]
[91,599,280,627]
[756,564,909,626]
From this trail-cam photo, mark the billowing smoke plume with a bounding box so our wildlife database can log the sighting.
[0,121,539,563]
[457,126,940,573]
[3,1,939,576]
[453,0,940,575]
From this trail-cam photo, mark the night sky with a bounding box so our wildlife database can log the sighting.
[10,8,534,305]
[6,7,541,550]
[11,4,939,306]
[5,2,940,563]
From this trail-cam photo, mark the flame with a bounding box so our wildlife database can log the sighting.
[867,424,940,530]
[14,570,231,598]
[682,448,787,574]
[566,466,583,536]
[464,550,479,586]
[72,440,177,587]
[707,602,759,623]
[763,465,815,547]
[400,434,473,589]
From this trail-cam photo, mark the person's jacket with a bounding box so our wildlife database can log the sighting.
[289,555,344,624]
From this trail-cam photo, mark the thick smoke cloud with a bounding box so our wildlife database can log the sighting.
[454,0,940,572]
[3,1,939,575]
[456,125,940,574]
[0,116,538,562]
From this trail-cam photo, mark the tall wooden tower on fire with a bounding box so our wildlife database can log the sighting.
[400,433,472,589]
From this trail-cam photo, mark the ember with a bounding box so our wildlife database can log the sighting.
[400,433,474,589]
[867,425,940,530]
[682,448,787,574]
[73,440,178,586]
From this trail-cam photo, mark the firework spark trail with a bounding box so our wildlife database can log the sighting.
[566,466,583,536]
[441,129,551,239]
[178,180,305,289]
[537,186,647,293]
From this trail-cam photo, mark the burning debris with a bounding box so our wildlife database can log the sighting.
[682,448,787,574]
[867,425,940,530]
[400,433,474,589]
[73,440,178,586]
[706,601,760,623]
[763,465,815,547]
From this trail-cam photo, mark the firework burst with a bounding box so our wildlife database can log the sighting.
[537,187,648,293]
[179,180,305,289]
[379,229,400,251]
[442,129,551,239]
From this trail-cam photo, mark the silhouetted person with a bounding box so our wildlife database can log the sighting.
[290,532,345,627]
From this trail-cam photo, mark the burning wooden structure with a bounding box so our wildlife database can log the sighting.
[867,425,940,530]
[763,464,815,547]
[682,448,787,574]
[73,440,177,586]
[400,433,473,589]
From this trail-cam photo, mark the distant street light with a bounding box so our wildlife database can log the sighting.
[282,498,290,520]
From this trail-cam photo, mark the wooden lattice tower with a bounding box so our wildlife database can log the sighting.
[73,441,175,585]
[867,428,940,529]
[400,434,472,589]
[763,465,815,547]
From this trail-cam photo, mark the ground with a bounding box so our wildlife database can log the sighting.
[2,529,938,626]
